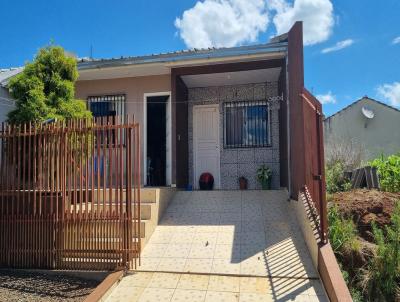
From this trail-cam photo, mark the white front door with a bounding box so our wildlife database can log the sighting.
[193,105,220,189]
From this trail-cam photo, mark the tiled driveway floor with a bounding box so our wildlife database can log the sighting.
[106,272,327,302]
[105,190,328,301]
[139,191,317,278]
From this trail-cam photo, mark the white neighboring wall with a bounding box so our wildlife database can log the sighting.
[324,97,400,161]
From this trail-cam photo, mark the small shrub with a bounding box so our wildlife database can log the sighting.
[360,202,400,301]
[370,154,400,193]
[326,161,352,194]
[328,205,359,254]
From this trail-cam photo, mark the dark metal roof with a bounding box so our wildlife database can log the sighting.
[77,41,288,70]
[324,96,400,120]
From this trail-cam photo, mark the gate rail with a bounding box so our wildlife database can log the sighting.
[0,116,141,270]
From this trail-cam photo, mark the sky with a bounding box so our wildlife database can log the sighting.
[1,0,399,116]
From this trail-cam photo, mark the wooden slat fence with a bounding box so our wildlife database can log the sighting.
[0,116,141,270]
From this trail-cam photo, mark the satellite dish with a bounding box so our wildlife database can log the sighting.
[362,106,375,119]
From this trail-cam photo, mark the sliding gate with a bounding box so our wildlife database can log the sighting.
[0,116,141,270]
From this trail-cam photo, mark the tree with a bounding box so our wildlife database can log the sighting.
[7,45,92,124]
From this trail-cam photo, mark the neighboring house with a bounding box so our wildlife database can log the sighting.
[0,67,22,123]
[324,96,400,161]
[74,22,320,196]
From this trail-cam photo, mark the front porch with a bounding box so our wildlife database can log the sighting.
[171,58,288,191]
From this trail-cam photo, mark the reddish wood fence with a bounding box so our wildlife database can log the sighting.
[301,89,327,243]
[0,117,141,270]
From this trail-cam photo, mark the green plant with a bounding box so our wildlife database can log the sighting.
[326,160,352,194]
[257,164,272,189]
[370,154,400,193]
[8,45,92,124]
[360,202,400,301]
[328,205,360,254]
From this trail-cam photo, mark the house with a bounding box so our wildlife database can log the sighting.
[75,22,319,198]
[324,96,400,161]
[0,68,22,123]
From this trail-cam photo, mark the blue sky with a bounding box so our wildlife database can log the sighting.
[1,0,399,116]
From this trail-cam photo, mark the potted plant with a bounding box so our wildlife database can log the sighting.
[239,176,248,190]
[257,164,272,190]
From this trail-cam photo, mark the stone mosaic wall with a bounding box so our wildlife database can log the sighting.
[188,82,281,190]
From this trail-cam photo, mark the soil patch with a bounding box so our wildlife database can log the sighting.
[0,270,100,302]
[330,189,400,241]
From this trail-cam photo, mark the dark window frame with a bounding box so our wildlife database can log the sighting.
[87,94,126,147]
[223,100,271,149]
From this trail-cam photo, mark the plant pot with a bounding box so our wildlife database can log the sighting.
[260,178,271,190]
[239,177,248,190]
[199,172,214,190]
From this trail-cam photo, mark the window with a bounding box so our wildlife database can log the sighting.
[224,101,270,148]
[87,94,126,146]
[87,94,125,118]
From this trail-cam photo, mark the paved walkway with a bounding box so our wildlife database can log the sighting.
[106,190,328,301]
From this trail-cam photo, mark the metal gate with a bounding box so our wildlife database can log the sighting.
[0,116,141,270]
[301,89,327,243]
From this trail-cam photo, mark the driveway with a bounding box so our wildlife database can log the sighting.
[105,190,328,301]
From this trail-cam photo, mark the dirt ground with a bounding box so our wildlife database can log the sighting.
[330,189,400,241]
[0,270,99,302]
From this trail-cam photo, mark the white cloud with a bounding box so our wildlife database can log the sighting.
[175,0,269,48]
[269,0,334,46]
[321,39,354,54]
[377,82,400,108]
[316,91,337,104]
[392,36,400,45]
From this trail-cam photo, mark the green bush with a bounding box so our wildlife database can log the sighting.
[370,154,400,193]
[361,202,400,301]
[326,161,352,194]
[328,205,359,254]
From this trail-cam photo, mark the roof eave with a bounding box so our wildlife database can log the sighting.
[78,43,288,71]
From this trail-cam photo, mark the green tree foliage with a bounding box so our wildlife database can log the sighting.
[370,154,400,193]
[7,45,91,123]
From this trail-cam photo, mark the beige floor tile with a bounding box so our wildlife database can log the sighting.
[211,258,241,275]
[239,277,271,294]
[138,287,175,302]
[214,244,241,259]
[177,274,210,290]
[240,232,266,245]
[171,289,206,302]
[148,272,181,289]
[164,243,191,258]
[239,292,274,302]
[189,243,216,259]
[141,243,168,258]
[240,257,268,276]
[137,258,161,271]
[184,258,213,273]
[193,232,218,246]
[216,231,241,245]
[208,275,240,292]
[105,286,145,302]
[119,272,154,287]
[148,231,174,244]
[157,258,187,272]
[170,232,196,244]
[205,291,240,302]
